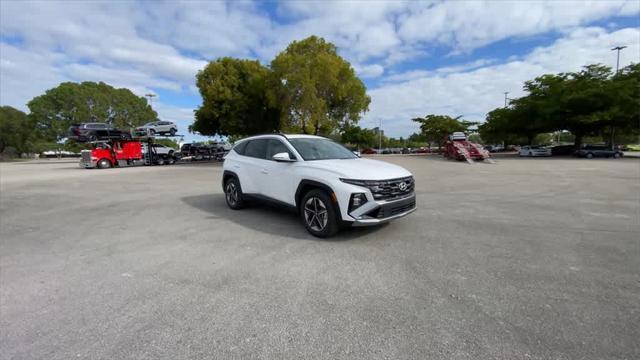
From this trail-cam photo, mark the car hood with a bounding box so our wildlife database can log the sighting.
[299,158,412,180]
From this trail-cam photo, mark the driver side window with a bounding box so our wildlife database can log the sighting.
[266,139,295,160]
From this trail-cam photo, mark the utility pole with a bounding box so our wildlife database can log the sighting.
[504,92,509,108]
[145,93,156,110]
[611,46,627,73]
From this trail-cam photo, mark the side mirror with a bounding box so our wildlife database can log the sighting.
[272,152,295,162]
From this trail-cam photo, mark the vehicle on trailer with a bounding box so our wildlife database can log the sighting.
[142,143,176,157]
[574,145,623,159]
[222,134,416,238]
[68,123,131,142]
[135,121,178,136]
[519,146,551,157]
[443,132,491,162]
[180,143,211,160]
[80,140,143,169]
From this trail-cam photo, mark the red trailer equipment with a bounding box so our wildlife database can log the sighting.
[443,132,493,163]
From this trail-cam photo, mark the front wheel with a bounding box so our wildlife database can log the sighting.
[301,189,339,238]
[224,177,246,210]
[97,159,111,169]
[613,152,622,159]
[586,153,594,159]
[170,128,176,136]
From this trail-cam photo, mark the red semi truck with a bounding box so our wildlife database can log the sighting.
[80,140,144,169]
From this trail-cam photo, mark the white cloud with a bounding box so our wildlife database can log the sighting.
[1,0,639,139]
[364,26,640,137]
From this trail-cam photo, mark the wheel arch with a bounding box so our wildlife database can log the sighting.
[295,180,341,214]
[222,170,239,189]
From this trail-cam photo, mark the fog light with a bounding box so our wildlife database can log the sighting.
[349,193,367,212]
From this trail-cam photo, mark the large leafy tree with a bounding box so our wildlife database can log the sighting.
[481,63,639,148]
[27,81,156,141]
[268,36,370,135]
[0,106,34,154]
[193,57,279,136]
[412,115,473,148]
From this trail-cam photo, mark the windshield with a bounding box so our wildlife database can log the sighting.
[288,138,357,161]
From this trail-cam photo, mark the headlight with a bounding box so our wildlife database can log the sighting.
[349,193,368,212]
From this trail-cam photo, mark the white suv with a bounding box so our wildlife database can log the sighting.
[222,134,416,237]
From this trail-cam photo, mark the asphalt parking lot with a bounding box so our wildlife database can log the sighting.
[1,156,639,360]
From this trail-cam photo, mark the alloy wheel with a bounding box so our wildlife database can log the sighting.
[226,182,238,206]
[304,196,328,232]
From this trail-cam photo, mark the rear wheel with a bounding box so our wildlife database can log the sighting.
[301,189,339,238]
[613,152,622,159]
[149,129,156,136]
[586,152,594,159]
[97,159,111,169]
[170,128,176,136]
[224,177,246,209]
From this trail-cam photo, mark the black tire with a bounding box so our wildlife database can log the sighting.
[586,152,594,159]
[89,135,97,142]
[300,189,339,238]
[149,129,156,136]
[166,156,175,165]
[224,177,246,210]
[170,128,176,136]
[613,152,622,159]
[97,159,111,169]
[529,152,533,157]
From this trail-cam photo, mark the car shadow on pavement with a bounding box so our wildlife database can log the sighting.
[181,194,385,241]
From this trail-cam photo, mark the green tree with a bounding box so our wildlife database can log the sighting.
[193,57,279,137]
[27,81,156,142]
[268,36,370,135]
[340,125,377,148]
[412,114,470,148]
[0,106,35,155]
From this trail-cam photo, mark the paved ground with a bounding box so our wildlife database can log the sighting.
[1,156,639,360]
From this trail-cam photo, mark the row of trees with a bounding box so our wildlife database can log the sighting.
[192,36,370,137]
[479,63,639,148]
[0,82,157,157]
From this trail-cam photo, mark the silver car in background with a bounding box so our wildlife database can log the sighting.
[519,145,552,157]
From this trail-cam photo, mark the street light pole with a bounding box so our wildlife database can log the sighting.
[504,92,509,108]
[611,46,627,73]
[609,46,627,150]
[378,118,382,153]
[145,93,156,110]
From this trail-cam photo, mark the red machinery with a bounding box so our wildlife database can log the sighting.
[443,132,493,163]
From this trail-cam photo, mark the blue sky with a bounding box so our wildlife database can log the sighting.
[1,1,639,142]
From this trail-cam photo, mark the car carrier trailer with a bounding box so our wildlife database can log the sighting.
[79,134,228,169]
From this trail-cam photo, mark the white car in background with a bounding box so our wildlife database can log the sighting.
[136,121,178,136]
[519,145,551,157]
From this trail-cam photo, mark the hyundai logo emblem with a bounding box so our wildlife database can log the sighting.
[398,182,408,191]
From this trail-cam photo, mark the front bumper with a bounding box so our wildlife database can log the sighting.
[79,160,97,168]
[349,193,416,226]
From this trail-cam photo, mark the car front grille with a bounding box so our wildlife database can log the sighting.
[341,176,415,200]
[367,176,414,200]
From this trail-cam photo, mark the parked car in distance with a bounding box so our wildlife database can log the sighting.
[68,123,131,142]
[519,145,551,157]
[485,145,505,153]
[222,134,416,237]
[550,144,576,156]
[574,145,623,159]
[361,148,377,155]
[135,121,178,136]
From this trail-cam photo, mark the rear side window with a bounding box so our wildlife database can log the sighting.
[244,139,268,159]
[233,141,248,155]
